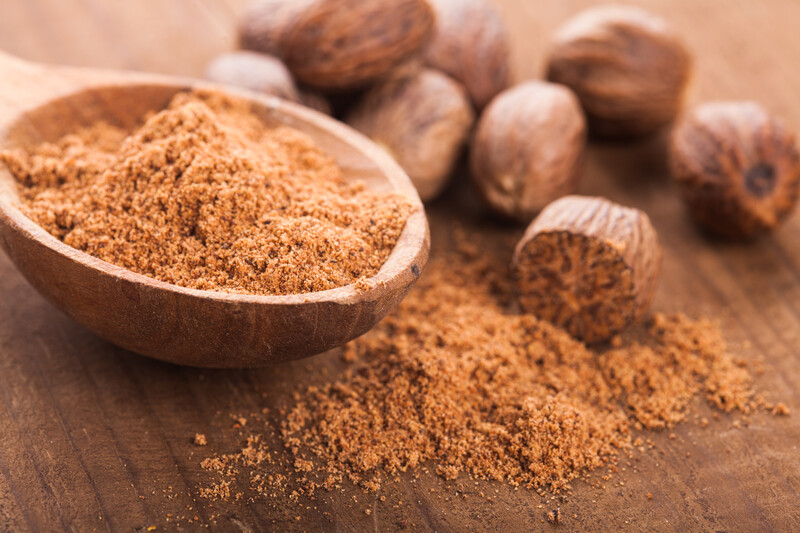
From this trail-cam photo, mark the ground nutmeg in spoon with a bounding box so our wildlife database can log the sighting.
[0,90,414,295]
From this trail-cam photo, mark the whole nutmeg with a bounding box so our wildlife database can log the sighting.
[470,81,586,223]
[545,6,692,138]
[512,195,662,343]
[425,0,512,110]
[297,89,332,115]
[238,0,435,91]
[346,68,474,202]
[204,51,299,102]
[669,101,800,239]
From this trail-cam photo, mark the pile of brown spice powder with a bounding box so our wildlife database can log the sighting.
[1,90,414,295]
[198,227,782,501]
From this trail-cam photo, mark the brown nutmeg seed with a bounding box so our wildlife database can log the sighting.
[346,68,474,202]
[545,6,692,138]
[297,89,332,115]
[470,81,586,223]
[204,51,300,102]
[238,0,435,91]
[669,101,800,239]
[425,0,512,110]
[512,195,662,343]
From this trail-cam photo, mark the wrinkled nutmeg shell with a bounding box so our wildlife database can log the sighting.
[425,0,512,110]
[669,101,800,239]
[238,0,435,91]
[512,195,662,343]
[545,6,692,138]
[470,81,586,223]
[346,68,474,202]
[204,50,300,102]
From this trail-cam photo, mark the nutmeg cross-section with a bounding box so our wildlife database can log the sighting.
[512,196,662,343]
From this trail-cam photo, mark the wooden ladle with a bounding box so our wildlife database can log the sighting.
[0,52,430,368]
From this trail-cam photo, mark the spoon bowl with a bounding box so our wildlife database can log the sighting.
[0,52,429,368]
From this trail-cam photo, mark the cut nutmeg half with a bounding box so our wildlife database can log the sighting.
[545,5,692,138]
[471,81,586,223]
[238,0,435,91]
[425,0,512,110]
[511,196,662,343]
[346,68,475,202]
[669,101,800,239]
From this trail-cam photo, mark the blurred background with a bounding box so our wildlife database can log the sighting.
[2,0,800,129]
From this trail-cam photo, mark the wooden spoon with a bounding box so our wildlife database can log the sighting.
[0,51,430,368]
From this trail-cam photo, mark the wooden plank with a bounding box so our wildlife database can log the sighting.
[0,0,799,531]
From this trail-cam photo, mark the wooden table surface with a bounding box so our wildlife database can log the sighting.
[1,1,800,531]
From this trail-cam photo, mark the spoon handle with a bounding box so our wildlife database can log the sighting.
[0,51,176,131]
[0,50,29,73]
[0,52,59,125]
[0,51,98,128]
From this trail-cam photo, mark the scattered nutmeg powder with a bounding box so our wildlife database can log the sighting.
[198,227,774,501]
[1,90,414,295]
[512,196,662,344]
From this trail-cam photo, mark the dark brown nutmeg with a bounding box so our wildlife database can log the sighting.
[238,0,435,91]
[470,81,586,223]
[512,196,662,343]
[346,68,474,202]
[425,0,512,110]
[669,101,800,239]
[204,51,300,102]
[297,89,332,115]
[545,5,692,138]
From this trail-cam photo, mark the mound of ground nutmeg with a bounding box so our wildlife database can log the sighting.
[1,90,413,295]
[197,228,779,502]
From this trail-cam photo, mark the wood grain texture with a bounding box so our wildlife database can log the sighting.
[1,0,800,531]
